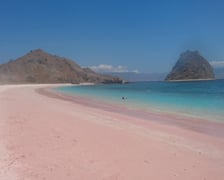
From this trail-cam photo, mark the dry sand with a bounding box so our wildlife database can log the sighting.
[0,84,224,180]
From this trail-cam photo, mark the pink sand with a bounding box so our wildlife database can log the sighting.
[0,84,224,180]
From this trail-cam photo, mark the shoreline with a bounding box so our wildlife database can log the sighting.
[55,82,224,123]
[45,86,224,138]
[1,84,224,179]
[165,78,215,82]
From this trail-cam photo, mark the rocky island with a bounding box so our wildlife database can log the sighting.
[165,50,215,81]
[0,49,122,84]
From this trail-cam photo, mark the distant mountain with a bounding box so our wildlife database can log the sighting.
[106,72,166,82]
[165,50,215,81]
[214,67,224,79]
[0,49,122,84]
[106,70,223,82]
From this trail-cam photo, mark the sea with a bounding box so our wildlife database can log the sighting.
[57,80,224,122]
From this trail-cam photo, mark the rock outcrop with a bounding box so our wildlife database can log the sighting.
[0,49,122,84]
[165,50,215,81]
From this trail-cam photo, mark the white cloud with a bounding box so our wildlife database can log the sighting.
[210,61,224,68]
[89,64,139,73]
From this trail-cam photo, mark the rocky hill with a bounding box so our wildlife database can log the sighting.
[165,50,215,81]
[0,49,122,84]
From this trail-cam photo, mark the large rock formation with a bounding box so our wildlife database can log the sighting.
[165,50,215,81]
[0,49,122,84]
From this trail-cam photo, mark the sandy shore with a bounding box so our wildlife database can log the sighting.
[0,84,224,180]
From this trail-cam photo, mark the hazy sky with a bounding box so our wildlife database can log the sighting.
[1,0,224,73]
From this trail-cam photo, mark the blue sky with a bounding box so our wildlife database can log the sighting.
[1,0,224,73]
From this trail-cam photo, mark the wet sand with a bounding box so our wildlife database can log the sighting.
[0,84,224,179]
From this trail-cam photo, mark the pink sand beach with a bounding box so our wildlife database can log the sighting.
[0,84,224,180]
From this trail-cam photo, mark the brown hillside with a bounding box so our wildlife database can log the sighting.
[0,49,122,84]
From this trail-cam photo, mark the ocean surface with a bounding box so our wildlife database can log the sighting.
[57,80,224,122]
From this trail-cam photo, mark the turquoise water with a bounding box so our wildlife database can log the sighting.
[57,80,224,121]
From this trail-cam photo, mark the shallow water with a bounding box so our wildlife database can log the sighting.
[57,80,224,122]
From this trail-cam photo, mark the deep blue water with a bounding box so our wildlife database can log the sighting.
[57,80,224,121]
